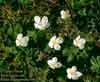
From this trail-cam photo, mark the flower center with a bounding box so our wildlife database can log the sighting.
[16,38,22,43]
[70,70,76,75]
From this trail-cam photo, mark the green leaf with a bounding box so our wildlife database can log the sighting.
[18,0,31,4]
[7,27,13,36]
[27,30,38,42]
[91,56,100,74]
[0,0,6,4]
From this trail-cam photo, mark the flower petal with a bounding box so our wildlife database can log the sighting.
[67,73,72,79]
[76,35,80,41]
[34,23,40,29]
[42,16,48,25]
[17,33,23,40]
[79,44,84,49]
[52,57,58,63]
[76,71,83,77]
[16,40,21,46]
[56,37,64,44]
[66,68,71,74]
[34,16,41,24]
[50,36,57,42]
[21,36,29,47]
[54,44,61,50]
[47,59,56,69]
[48,41,54,48]
[60,10,70,19]
[71,74,79,80]
[80,38,86,44]
[56,62,62,68]
[73,39,77,47]
[71,71,82,80]
[71,66,77,72]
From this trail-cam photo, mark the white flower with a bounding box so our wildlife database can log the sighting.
[16,33,29,47]
[34,16,50,30]
[66,66,83,80]
[48,36,64,50]
[60,10,71,19]
[73,35,86,49]
[47,57,62,69]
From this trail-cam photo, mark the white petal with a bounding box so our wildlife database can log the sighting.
[73,39,77,46]
[21,41,27,47]
[47,60,52,65]
[17,33,23,40]
[16,33,23,46]
[66,68,71,74]
[66,68,78,80]
[34,16,41,24]
[79,39,86,49]
[47,60,56,69]
[50,36,57,42]
[34,23,40,29]
[76,71,83,77]
[71,75,79,80]
[54,44,61,50]
[76,35,80,41]
[74,35,86,49]
[16,40,21,46]
[48,58,57,65]
[24,36,29,42]
[60,10,65,16]
[21,42,28,47]
[71,66,77,72]
[48,41,54,48]
[60,10,70,19]
[79,44,84,49]
[50,65,56,69]
[21,36,29,47]
[48,36,56,48]
[56,37,64,44]
[60,10,66,19]
[52,57,58,63]
[56,62,62,68]
[80,38,86,44]
[71,71,82,80]
[38,26,46,30]
[48,64,56,69]
[47,57,62,69]
[34,22,46,30]
[42,16,48,25]
[67,74,72,79]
